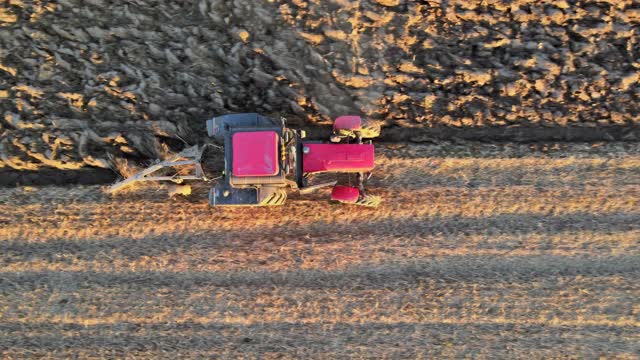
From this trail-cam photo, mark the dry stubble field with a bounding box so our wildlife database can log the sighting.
[0,142,639,358]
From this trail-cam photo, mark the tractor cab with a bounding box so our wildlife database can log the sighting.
[208,114,292,206]
[231,131,280,177]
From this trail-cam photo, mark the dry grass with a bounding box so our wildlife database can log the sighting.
[0,142,639,358]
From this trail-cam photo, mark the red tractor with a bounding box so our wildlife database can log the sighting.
[109,113,381,207]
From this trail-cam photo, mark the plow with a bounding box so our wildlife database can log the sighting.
[109,113,381,207]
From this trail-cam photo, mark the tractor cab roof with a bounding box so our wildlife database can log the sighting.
[231,131,280,177]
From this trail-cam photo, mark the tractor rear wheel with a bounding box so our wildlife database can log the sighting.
[201,143,225,179]
[259,188,287,206]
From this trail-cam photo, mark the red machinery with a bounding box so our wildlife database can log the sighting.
[109,113,381,207]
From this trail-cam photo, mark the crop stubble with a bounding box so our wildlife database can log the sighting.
[0,142,638,358]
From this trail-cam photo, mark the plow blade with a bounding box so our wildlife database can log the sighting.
[108,145,207,193]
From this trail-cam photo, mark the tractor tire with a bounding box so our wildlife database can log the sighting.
[259,188,287,206]
[207,113,281,143]
[201,143,225,178]
[333,120,381,141]
[355,194,382,207]
[358,120,381,139]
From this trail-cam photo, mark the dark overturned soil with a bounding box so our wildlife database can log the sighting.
[1,0,639,175]
[0,167,117,187]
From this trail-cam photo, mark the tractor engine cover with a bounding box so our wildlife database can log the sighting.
[302,143,374,173]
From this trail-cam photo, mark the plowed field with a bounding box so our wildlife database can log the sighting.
[2,0,640,173]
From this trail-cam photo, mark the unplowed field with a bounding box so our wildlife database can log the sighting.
[1,142,639,358]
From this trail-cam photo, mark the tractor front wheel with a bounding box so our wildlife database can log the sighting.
[332,119,381,142]
[358,120,381,139]
[355,194,382,207]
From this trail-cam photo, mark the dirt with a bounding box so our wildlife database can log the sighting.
[1,0,640,173]
[1,142,639,358]
[0,167,116,186]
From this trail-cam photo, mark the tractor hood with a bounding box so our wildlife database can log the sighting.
[302,143,374,173]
